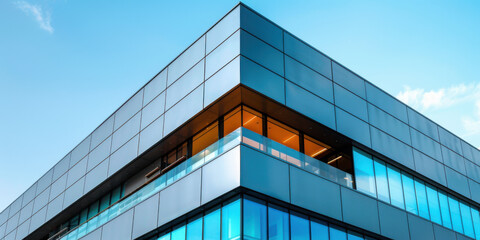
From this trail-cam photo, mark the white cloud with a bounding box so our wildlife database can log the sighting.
[15,1,53,33]
[462,100,480,137]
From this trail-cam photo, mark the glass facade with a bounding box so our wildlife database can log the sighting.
[353,147,480,239]
[147,196,378,240]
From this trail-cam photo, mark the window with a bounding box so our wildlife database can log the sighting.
[267,118,299,151]
[242,107,263,135]
[448,197,463,233]
[438,191,452,229]
[87,201,99,219]
[347,231,363,240]
[329,226,346,240]
[172,226,186,240]
[459,202,474,238]
[192,122,218,156]
[426,185,442,225]
[387,166,404,210]
[204,209,221,240]
[402,173,418,215]
[304,135,329,161]
[414,180,429,219]
[290,213,309,240]
[186,217,202,240]
[224,107,241,137]
[244,198,267,240]
[222,199,241,240]
[353,148,376,197]
[373,159,390,203]
[268,205,289,240]
[310,219,328,240]
[158,233,171,240]
[471,208,480,240]
[99,193,110,212]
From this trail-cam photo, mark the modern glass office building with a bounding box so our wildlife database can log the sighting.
[2,3,480,240]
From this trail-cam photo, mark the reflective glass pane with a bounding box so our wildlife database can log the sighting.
[426,186,442,225]
[244,199,267,240]
[204,209,221,240]
[268,206,289,240]
[99,194,110,212]
[158,233,171,240]
[373,159,390,203]
[438,191,452,229]
[187,217,202,240]
[402,173,418,215]
[459,202,474,238]
[88,201,99,219]
[347,231,363,240]
[224,107,241,137]
[329,225,347,240]
[267,118,299,151]
[471,208,480,240]
[387,166,405,209]
[290,214,309,240]
[111,186,121,203]
[448,197,463,233]
[243,107,263,135]
[414,180,429,219]
[304,135,330,161]
[353,148,376,197]
[222,200,241,240]
[193,122,219,156]
[172,226,186,240]
[310,219,328,240]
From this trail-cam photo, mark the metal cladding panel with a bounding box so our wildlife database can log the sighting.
[166,60,205,110]
[201,146,241,203]
[240,5,283,51]
[91,116,114,150]
[469,179,480,203]
[158,170,202,227]
[370,126,415,170]
[289,166,342,221]
[410,127,443,162]
[413,150,447,186]
[241,30,284,76]
[445,167,471,198]
[108,135,139,177]
[407,107,439,141]
[132,194,159,239]
[32,187,50,214]
[442,146,467,175]
[368,104,411,145]
[29,207,46,234]
[101,209,133,240]
[143,70,167,106]
[378,202,410,240]
[49,173,67,201]
[84,159,109,194]
[433,224,457,240]
[438,127,463,155]
[206,6,240,54]
[204,56,240,107]
[334,83,368,121]
[407,214,435,240]
[78,228,101,240]
[341,187,380,234]
[335,108,371,148]
[168,36,205,86]
[67,157,88,188]
[332,62,366,99]
[36,169,53,195]
[53,154,71,182]
[87,136,112,171]
[139,115,164,154]
[113,90,143,131]
[240,146,290,203]
[140,92,165,130]
[15,218,30,240]
[111,113,141,152]
[46,193,64,221]
[70,136,92,168]
[365,82,408,123]
[205,30,240,80]
[465,160,480,184]
[63,177,85,208]
[285,56,333,103]
[18,201,33,224]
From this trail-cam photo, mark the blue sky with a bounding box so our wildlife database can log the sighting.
[0,0,479,211]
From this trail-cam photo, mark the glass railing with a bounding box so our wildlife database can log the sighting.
[240,128,353,188]
[60,127,352,240]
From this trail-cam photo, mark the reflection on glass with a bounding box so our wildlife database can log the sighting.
[414,180,429,219]
[224,107,241,137]
[244,198,267,240]
[222,200,241,240]
[459,202,474,238]
[329,225,346,240]
[187,217,202,240]
[267,118,299,151]
[426,186,442,225]
[193,122,219,156]
[310,219,328,240]
[402,173,418,215]
[243,107,263,135]
[438,191,452,229]
[387,166,404,210]
[448,197,463,233]
[204,209,221,240]
[172,226,186,240]
[471,208,480,240]
[304,135,329,161]
[268,205,289,240]
[158,233,171,240]
[290,213,309,240]
[88,201,99,219]
[347,231,363,240]
[373,159,390,203]
[353,148,376,197]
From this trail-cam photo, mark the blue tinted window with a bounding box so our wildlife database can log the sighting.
[347,231,363,240]
[414,180,429,219]
[438,191,452,229]
[448,197,463,233]
[402,173,418,215]
[290,214,309,240]
[172,226,186,240]
[158,233,171,240]
[426,186,442,225]
[310,219,328,240]
[373,159,390,203]
[187,217,202,240]
[244,199,267,240]
[222,200,241,240]
[329,225,347,240]
[471,208,480,240]
[353,148,376,197]
[204,209,221,240]
[459,202,474,238]
[387,166,404,209]
[268,206,289,240]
